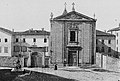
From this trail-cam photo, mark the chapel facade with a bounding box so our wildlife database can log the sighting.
[50,3,96,67]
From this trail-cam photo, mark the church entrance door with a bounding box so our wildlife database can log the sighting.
[68,51,77,66]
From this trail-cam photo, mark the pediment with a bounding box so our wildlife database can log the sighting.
[54,11,95,21]
[63,14,85,19]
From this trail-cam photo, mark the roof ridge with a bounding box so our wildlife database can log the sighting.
[0,27,13,34]
[96,30,115,36]
[108,27,120,32]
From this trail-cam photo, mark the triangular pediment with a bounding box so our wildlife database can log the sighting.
[54,11,96,21]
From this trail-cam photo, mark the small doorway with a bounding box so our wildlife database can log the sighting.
[31,52,38,67]
[24,58,28,67]
[68,51,77,66]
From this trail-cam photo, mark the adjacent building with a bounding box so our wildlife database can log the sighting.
[0,27,50,67]
[50,5,96,67]
[0,27,13,57]
[108,24,120,55]
[96,30,119,70]
[96,30,117,57]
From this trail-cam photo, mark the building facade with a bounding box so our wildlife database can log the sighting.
[50,6,96,67]
[0,27,13,57]
[108,24,120,55]
[0,27,50,67]
[96,30,117,57]
[13,28,50,67]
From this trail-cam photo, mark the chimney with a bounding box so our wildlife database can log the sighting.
[42,28,44,31]
[31,28,33,30]
[12,29,14,32]
[104,30,106,33]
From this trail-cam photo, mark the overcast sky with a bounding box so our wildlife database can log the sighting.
[0,0,120,31]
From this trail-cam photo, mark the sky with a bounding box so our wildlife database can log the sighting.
[0,0,120,32]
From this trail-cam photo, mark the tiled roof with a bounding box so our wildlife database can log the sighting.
[96,30,115,37]
[0,27,50,36]
[14,29,50,35]
[107,27,120,32]
[0,27,13,34]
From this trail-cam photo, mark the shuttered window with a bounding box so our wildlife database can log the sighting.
[4,47,8,53]
[14,46,20,52]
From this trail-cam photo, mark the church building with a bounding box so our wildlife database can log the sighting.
[50,3,96,67]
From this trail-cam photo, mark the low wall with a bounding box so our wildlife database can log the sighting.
[96,53,102,67]
[0,56,18,67]
[106,56,120,72]
[96,53,120,72]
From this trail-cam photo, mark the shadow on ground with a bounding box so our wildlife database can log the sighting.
[92,68,120,73]
[0,69,27,81]
[0,69,77,81]
[14,71,77,81]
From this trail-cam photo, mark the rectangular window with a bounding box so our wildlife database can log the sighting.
[51,41,52,47]
[108,40,111,44]
[101,47,104,52]
[70,31,75,42]
[16,38,19,42]
[102,40,104,44]
[4,47,8,53]
[96,47,99,52]
[0,47,2,53]
[5,38,7,42]
[33,38,36,42]
[117,33,118,37]
[14,46,20,52]
[108,47,111,53]
[23,38,26,42]
[117,47,118,52]
[44,38,47,43]
[96,39,98,44]
[21,46,27,52]
[117,40,118,44]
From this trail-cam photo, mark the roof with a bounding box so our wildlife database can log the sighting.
[0,27,50,36]
[0,27,13,34]
[53,11,96,22]
[107,27,120,32]
[96,30,115,37]
[14,29,50,36]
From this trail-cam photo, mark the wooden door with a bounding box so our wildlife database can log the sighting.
[68,51,77,66]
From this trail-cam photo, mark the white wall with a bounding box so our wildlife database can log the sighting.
[15,35,49,56]
[15,35,49,47]
[0,31,12,56]
[111,31,120,52]
[96,53,120,72]
[97,36,116,54]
